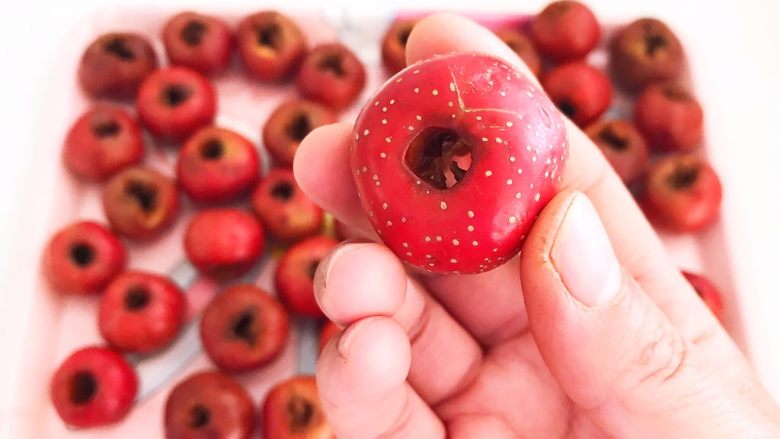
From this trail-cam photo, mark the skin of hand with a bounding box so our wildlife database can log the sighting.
[292,13,780,439]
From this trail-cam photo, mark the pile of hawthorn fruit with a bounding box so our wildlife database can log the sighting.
[42,2,725,437]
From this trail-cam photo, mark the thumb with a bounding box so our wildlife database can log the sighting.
[520,191,779,439]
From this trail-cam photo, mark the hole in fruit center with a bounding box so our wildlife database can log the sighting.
[181,20,207,46]
[285,113,312,142]
[256,22,281,49]
[271,181,294,200]
[231,310,257,345]
[188,404,211,429]
[558,101,576,118]
[200,139,225,161]
[307,260,320,280]
[103,38,135,61]
[125,180,158,213]
[69,371,98,405]
[667,165,700,190]
[317,54,346,77]
[598,126,629,151]
[397,26,413,46]
[662,86,689,102]
[642,26,667,57]
[92,120,121,138]
[69,242,95,267]
[124,285,150,311]
[287,395,315,431]
[162,85,192,107]
[405,127,473,190]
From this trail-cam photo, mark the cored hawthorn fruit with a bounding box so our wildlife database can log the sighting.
[162,12,233,75]
[495,28,542,77]
[610,18,684,90]
[262,99,338,167]
[262,375,333,439]
[237,11,307,82]
[78,33,158,99]
[251,168,324,241]
[274,236,337,317]
[350,53,567,273]
[530,1,600,62]
[296,43,366,110]
[584,119,648,183]
[682,271,724,321]
[542,61,612,127]
[634,83,703,152]
[381,19,418,75]
[184,209,265,278]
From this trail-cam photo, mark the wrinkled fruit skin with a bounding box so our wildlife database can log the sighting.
[530,0,600,62]
[610,18,684,90]
[641,154,722,232]
[78,33,158,99]
[584,119,648,183]
[275,236,337,317]
[50,346,138,428]
[542,61,612,127]
[102,166,180,240]
[98,271,185,353]
[184,209,265,278]
[165,371,254,439]
[351,53,567,274]
[237,11,307,82]
[176,126,260,203]
[136,67,217,141]
[495,28,542,78]
[63,105,144,182]
[43,221,126,295]
[296,43,366,110]
[683,271,724,321]
[319,321,340,353]
[263,99,338,166]
[162,12,233,75]
[262,375,334,439]
[634,83,703,152]
[381,19,418,75]
[251,168,324,241]
[200,284,289,372]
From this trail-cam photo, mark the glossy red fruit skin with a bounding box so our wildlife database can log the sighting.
[351,53,567,274]
[609,18,684,90]
[200,284,289,372]
[262,99,338,166]
[584,119,648,183]
[381,19,418,75]
[634,83,703,152]
[296,43,366,110]
[43,221,126,295]
[682,271,724,320]
[102,167,180,240]
[542,62,612,127]
[136,67,217,141]
[262,376,334,439]
[318,321,339,353]
[274,236,337,317]
[184,209,265,278]
[495,28,542,77]
[162,12,233,75]
[78,33,158,99]
[63,105,144,182]
[251,169,324,241]
[530,1,600,62]
[176,126,260,203]
[98,271,185,353]
[237,11,307,82]
[165,371,254,439]
[641,154,722,232]
[50,346,138,428]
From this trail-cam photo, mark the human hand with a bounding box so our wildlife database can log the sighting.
[294,14,780,438]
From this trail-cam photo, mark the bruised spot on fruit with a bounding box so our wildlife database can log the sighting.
[405,127,474,190]
[287,395,315,432]
[558,100,576,119]
[162,85,193,107]
[103,37,136,61]
[124,285,151,311]
[662,86,690,102]
[285,113,313,142]
[200,138,225,161]
[271,181,294,201]
[92,120,121,138]
[256,22,282,50]
[69,371,98,405]
[125,180,158,213]
[188,404,211,429]
[317,54,346,77]
[230,310,257,346]
[667,164,700,190]
[69,242,95,267]
[181,20,208,46]
[598,126,629,151]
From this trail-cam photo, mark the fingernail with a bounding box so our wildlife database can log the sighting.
[314,243,363,307]
[550,193,621,307]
